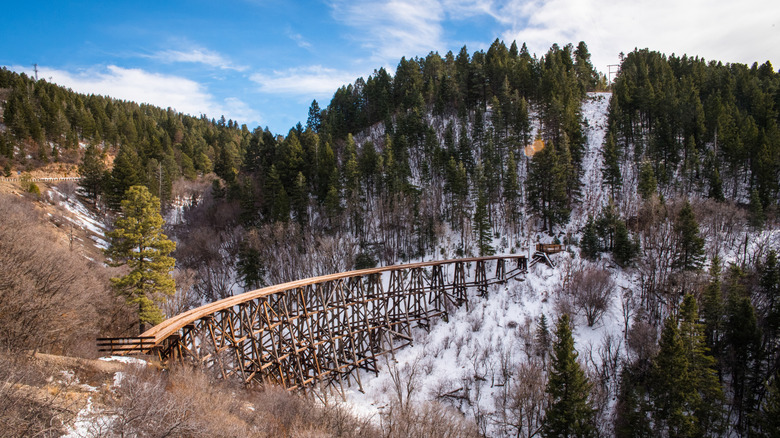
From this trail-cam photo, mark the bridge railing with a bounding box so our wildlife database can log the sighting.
[97,336,156,355]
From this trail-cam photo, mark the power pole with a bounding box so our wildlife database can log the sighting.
[607,64,620,84]
[33,64,38,81]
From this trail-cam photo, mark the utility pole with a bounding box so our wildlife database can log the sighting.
[33,64,38,81]
[608,64,620,84]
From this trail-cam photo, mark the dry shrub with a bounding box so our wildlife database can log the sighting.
[0,353,75,437]
[0,193,129,355]
[627,309,659,364]
[380,400,479,438]
[506,361,547,438]
[568,267,615,327]
[96,364,377,438]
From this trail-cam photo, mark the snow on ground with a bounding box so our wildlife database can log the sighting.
[49,186,109,237]
[572,92,611,230]
[343,93,623,435]
[98,356,148,366]
[344,253,631,435]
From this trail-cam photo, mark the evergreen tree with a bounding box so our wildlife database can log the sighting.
[237,236,265,291]
[724,283,761,431]
[78,143,106,207]
[526,140,570,232]
[306,99,322,133]
[637,162,657,200]
[473,187,493,256]
[650,296,724,436]
[705,152,725,202]
[760,250,780,345]
[614,364,654,438]
[754,371,780,436]
[651,317,695,436]
[612,220,638,267]
[503,150,520,227]
[673,201,705,271]
[107,144,144,209]
[701,256,723,356]
[535,314,551,364]
[580,215,600,260]
[105,186,176,334]
[601,131,622,200]
[542,314,597,437]
[749,188,766,230]
[678,295,725,436]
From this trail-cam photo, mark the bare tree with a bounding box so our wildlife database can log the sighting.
[506,361,547,438]
[569,267,616,326]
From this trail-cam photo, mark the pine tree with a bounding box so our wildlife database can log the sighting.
[78,143,106,207]
[601,132,622,200]
[105,186,176,334]
[614,364,654,438]
[673,201,705,271]
[107,144,144,210]
[306,99,322,133]
[749,188,766,230]
[760,250,780,345]
[701,256,723,356]
[637,162,657,200]
[754,371,780,436]
[580,215,600,260]
[473,187,493,256]
[612,220,638,267]
[678,295,725,436]
[535,314,551,364]
[526,140,570,232]
[503,150,520,228]
[651,316,696,436]
[542,314,597,437]
[705,151,725,202]
[724,283,761,431]
[237,235,265,291]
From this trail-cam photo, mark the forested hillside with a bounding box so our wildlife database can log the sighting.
[1,39,780,437]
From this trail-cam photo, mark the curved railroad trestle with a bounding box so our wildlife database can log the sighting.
[100,255,538,390]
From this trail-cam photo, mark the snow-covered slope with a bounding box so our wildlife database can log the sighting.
[343,93,624,436]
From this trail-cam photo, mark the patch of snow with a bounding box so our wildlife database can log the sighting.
[62,397,115,438]
[99,356,148,366]
[113,371,125,388]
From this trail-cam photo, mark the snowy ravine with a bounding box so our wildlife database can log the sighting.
[343,93,624,435]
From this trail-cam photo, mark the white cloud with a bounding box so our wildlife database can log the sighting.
[329,0,778,75]
[33,65,260,124]
[495,0,780,74]
[150,48,248,71]
[250,65,358,97]
[288,32,312,49]
[329,0,446,62]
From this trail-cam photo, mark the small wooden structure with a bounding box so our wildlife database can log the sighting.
[535,243,564,254]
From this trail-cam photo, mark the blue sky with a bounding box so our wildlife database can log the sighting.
[2,0,778,134]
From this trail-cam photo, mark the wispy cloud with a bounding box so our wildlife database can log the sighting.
[288,32,312,49]
[149,48,248,71]
[328,0,445,63]
[250,65,358,97]
[32,65,260,124]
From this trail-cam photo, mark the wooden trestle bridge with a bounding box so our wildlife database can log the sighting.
[99,248,562,391]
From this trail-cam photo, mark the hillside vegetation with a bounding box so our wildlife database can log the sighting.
[0,39,779,436]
